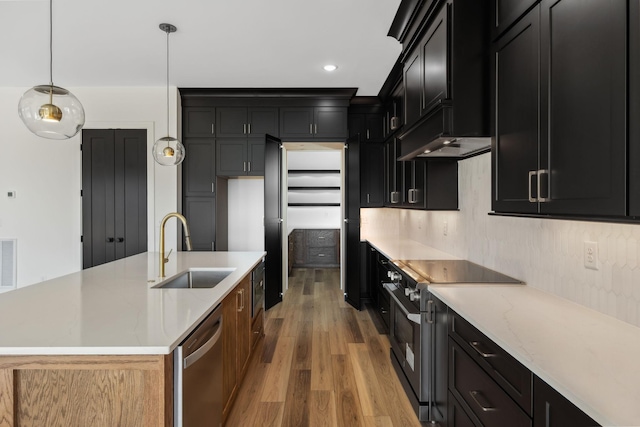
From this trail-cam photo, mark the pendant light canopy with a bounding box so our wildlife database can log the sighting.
[18,0,85,140]
[153,23,185,166]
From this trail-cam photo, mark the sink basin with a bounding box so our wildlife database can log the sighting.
[153,268,235,289]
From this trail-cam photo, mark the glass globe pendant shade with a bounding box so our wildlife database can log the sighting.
[153,136,185,166]
[18,84,85,140]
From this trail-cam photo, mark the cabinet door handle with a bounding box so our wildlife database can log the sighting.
[243,124,247,134]
[469,391,497,412]
[248,162,251,172]
[366,129,370,140]
[538,169,550,202]
[211,242,215,251]
[106,237,114,243]
[237,290,242,312]
[243,161,247,172]
[212,182,215,193]
[318,253,325,257]
[528,170,538,202]
[367,194,370,204]
[470,341,497,358]
[117,237,124,243]
[248,123,251,134]
[310,123,313,134]
[211,123,215,134]
[314,123,317,134]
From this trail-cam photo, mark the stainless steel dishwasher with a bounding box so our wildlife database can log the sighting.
[174,304,223,427]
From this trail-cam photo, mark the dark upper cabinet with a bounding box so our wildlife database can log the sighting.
[183,139,216,197]
[183,108,215,137]
[491,0,539,40]
[421,4,449,115]
[183,197,216,251]
[538,0,626,217]
[492,0,627,218]
[216,138,264,177]
[385,138,403,206]
[533,376,600,427]
[630,0,640,218]
[360,141,384,207]
[491,6,540,214]
[403,49,422,127]
[216,107,278,137]
[384,83,404,139]
[280,107,348,140]
[349,113,384,142]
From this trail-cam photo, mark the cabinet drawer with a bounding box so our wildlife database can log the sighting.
[307,247,337,265]
[448,391,482,427]
[450,340,531,427]
[450,310,533,415]
[306,229,337,247]
[251,309,264,350]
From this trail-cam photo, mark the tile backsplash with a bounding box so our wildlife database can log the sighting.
[361,153,640,328]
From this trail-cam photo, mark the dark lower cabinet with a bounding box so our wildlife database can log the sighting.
[289,229,340,268]
[183,197,215,251]
[533,376,599,427]
[448,392,482,427]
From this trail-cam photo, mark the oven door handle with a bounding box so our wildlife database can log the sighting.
[383,283,422,325]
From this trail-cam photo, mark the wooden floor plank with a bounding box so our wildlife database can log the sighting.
[341,308,365,344]
[262,318,284,363]
[248,402,284,427]
[260,337,295,402]
[281,369,311,427]
[309,390,338,427]
[348,343,387,417]
[331,354,365,427]
[310,331,333,391]
[292,321,312,370]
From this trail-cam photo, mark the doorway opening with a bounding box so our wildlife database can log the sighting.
[281,142,346,296]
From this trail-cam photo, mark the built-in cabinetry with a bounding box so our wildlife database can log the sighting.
[280,106,348,140]
[491,0,629,218]
[289,229,340,268]
[222,275,252,422]
[216,139,265,176]
[448,309,600,427]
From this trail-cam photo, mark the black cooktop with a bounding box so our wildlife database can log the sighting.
[401,259,521,284]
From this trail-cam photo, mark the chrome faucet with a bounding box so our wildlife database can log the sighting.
[159,212,193,278]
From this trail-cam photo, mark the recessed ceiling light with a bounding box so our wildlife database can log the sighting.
[323,64,338,72]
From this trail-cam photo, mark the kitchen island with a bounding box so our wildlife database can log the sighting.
[0,251,264,426]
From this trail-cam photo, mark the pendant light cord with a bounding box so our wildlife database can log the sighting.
[49,0,53,86]
[166,29,170,138]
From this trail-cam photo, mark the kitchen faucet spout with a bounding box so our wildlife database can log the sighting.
[159,212,193,278]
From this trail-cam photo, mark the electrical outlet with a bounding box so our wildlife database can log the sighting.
[443,221,448,236]
[584,241,599,270]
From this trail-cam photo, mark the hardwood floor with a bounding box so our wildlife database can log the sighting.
[225,268,422,427]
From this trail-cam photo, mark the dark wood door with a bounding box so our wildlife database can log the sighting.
[183,107,215,137]
[492,6,540,214]
[533,376,600,427]
[360,141,384,207]
[183,197,216,251]
[247,139,265,176]
[280,107,314,139]
[314,107,348,139]
[216,107,247,137]
[247,108,279,136]
[421,2,449,115]
[539,0,626,216]
[345,135,361,310]
[217,139,247,176]
[183,139,215,197]
[264,135,283,310]
[82,129,147,269]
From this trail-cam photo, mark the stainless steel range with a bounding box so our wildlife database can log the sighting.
[383,259,521,425]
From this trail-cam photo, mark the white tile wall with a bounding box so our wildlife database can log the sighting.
[361,153,640,327]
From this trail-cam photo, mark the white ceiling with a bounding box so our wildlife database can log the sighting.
[1,0,402,96]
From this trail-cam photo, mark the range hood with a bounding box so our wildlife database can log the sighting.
[397,104,490,161]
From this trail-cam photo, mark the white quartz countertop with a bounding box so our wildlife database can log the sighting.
[430,284,640,427]
[0,251,264,356]
[365,236,460,261]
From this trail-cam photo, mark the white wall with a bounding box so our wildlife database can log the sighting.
[361,153,640,327]
[0,86,180,288]
[227,178,265,251]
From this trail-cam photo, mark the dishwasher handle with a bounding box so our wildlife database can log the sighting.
[183,317,223,370]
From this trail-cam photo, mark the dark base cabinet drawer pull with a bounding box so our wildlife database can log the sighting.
[470,341,497,358]
[317,254,325,257]
[469,390,497,412]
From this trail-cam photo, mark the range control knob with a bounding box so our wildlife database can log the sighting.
[388,271,402,281]
[409,291,421,302]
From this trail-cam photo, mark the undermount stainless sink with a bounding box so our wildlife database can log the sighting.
[153,268,235,289]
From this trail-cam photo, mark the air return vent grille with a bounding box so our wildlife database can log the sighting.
[0,239,17,289]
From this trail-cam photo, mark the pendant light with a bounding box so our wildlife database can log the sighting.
[153,23,185,166]
[17,0,85,140]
